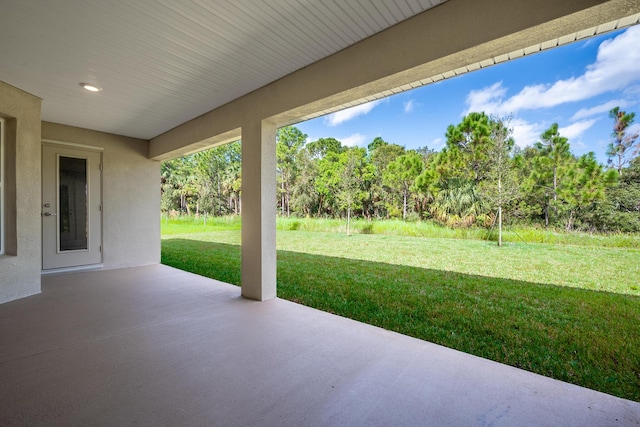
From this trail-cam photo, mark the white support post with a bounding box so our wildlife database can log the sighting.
[241,120,277,301]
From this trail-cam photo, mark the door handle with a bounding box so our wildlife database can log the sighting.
[43,212,57,216]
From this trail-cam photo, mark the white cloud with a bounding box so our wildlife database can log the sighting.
[325,100,382,126]
[509,119,598,149]
[431,137,444,149]
[404,99,419,113]
[572,140,588,152]
[463,82,507,115]
[464,26,640,115]
[341,133,367,147]
[511,118,545,148]
[559,119,598,140]
[571,100,631,120]
[624,84,640,97]
[628,123,640,139]
[579,37,599,49]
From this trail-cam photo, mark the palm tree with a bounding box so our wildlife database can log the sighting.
[430,179,487,227]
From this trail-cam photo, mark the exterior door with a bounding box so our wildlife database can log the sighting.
[42,144,102,270]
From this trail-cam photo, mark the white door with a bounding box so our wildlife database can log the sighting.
[42,144,102,270]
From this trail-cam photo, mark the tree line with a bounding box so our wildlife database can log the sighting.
[161,107,640,233]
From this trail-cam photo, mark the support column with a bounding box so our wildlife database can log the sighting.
[241,120,277,301]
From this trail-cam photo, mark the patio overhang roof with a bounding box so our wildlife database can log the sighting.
[1,0,638,158]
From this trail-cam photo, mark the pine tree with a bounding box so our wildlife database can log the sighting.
[478,118,519,246]
[532,123,571,226]
[277,126,306,216]
[607,107,639,175]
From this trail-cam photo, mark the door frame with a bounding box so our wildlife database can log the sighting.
[41,139,103,273]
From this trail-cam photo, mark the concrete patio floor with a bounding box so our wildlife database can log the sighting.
[0,264,638,426]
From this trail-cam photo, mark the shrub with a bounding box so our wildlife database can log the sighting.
[360,223,374,234]
[289,220,301,231]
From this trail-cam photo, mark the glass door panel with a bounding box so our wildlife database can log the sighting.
[58,156,88,251]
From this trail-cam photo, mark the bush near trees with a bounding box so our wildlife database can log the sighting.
[161,107,640,233]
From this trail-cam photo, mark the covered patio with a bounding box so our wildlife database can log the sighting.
[2,0,640,302]
[2,1,640,425]
[1,265,638,425]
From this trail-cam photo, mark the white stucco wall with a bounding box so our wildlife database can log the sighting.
[0,81,42,304]
[42,123,160,270]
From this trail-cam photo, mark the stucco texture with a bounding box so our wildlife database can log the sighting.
[0,81,42,303]
[41,123,160,270]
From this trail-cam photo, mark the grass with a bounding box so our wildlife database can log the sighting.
[276,216,640,248]
[162,214,640,248]
[161,217,640,401]
[161,214,241,234]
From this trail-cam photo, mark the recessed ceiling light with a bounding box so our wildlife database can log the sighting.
[80,83,102,92]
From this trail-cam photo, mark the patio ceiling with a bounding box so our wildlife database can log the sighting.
[0,0,446,140]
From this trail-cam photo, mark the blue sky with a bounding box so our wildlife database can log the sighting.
[296,26,640,165]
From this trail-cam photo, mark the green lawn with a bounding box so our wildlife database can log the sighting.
[161,220,640,401]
